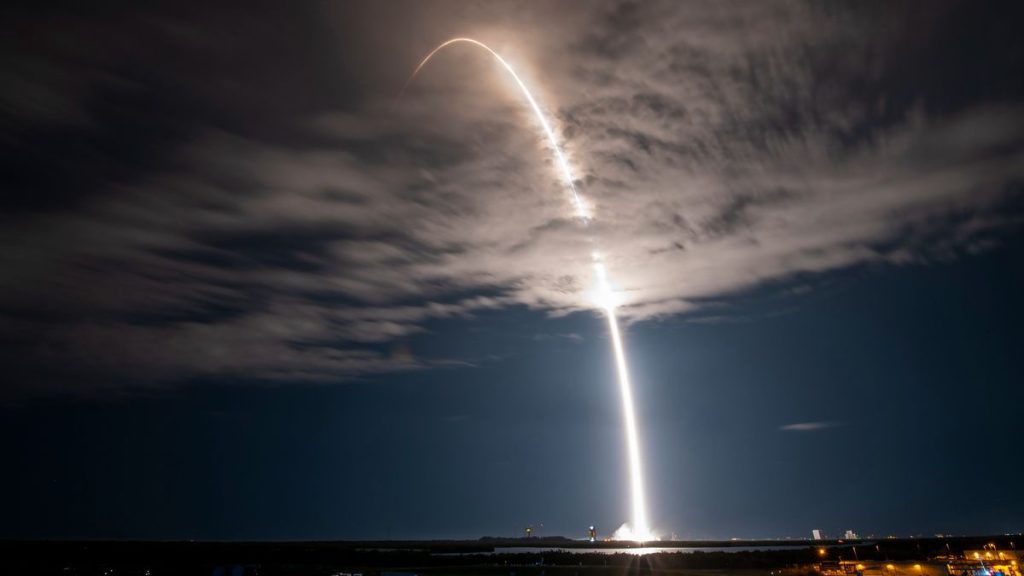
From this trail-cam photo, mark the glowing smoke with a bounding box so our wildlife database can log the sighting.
[403,37,653,541]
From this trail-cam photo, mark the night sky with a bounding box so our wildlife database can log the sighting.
[2,1,1023,540]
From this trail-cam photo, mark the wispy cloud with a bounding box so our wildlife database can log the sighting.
[780,421,846,432]
[533,332,584,342]
[1,1,1022,395]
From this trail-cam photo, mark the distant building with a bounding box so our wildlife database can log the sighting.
[813,529,824,540]
[845,530,859,540]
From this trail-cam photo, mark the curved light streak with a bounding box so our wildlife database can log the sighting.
[402,38,587,220]
[403,37,652,541]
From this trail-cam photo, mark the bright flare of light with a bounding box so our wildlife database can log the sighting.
[404,37,652,541]
[612,522,657,544]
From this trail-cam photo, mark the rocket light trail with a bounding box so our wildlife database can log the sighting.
[594,260,650,542]
[404,37,653,542]
[402,38,589,221]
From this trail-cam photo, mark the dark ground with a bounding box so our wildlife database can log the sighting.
[1,534,1018,576]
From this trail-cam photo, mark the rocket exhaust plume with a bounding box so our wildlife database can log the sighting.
[403,37,653,541]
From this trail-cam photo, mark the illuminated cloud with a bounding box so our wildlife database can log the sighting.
[1,1,1022,394]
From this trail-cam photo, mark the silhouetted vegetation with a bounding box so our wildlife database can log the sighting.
[2,535,1017,576]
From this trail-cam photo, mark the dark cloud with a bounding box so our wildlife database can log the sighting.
[2,0,1023,395]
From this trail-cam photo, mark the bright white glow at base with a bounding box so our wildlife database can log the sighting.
[613,522,657,543]
[406,37,652,542]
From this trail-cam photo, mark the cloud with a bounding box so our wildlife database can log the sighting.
[1,1,1022,395]
[533,332,584,342]
[780,421,846,432]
